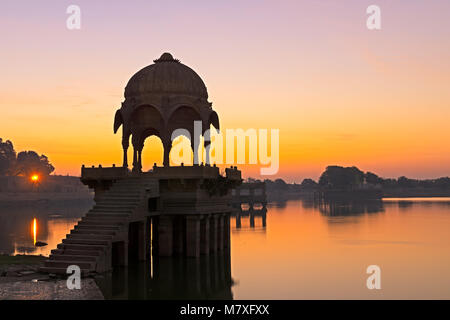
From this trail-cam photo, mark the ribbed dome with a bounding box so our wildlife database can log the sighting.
[125,53,208,100]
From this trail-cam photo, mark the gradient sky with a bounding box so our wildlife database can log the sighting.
[1,0,450,182]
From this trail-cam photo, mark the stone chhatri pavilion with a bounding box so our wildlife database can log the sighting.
[114,52,220,171]
[40,53,242,275]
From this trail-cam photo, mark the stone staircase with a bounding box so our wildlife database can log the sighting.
[39,177,157,275]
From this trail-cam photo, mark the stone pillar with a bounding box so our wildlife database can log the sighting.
[186,259,201,295]
[186,216,200,258]
[146,217,152,260]
[122,139,129,168]
[104,247,112,272]
[210,215,218,253]
[152,217,159,255]
[138,221,146,261]
[250,213,255,228]
[163,139,170,167]
[117,241,128,266]
[224,215,230,250]
[211,253,219,288]
[235,212,241,229]
[204,140,211,165]
[200,215,210,255]
[137,149,142,172]
[218,215,224,251]
[201,255,211,291]
[133,147,137,167]
[173,217,184,255]
[158,215,173,257]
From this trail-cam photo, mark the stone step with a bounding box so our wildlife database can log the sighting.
[105,191,143,196]
[57,243,107,251]
[45,260,94,270]
[103,188,143,192]
[75,224,120,231]
[101,188,143,192]
[93,204,137,210]
[87,212,130,217]
[78,219,125,226]
[97,199,139,203]
[89,208,132,214]
[91,205,134,210]
[39,266,90,276]
[66,233,113,241]
[50,254,97,262]
[81,215,127,221]
[97,198,140,202]
[96,200,139,205]
[101,189,142,193]
[85,215,129,221]
[51,249,101,256]
[72,228,116,235]
[101,194,141,199]
[62,238,110,246]
[39,178,159,276]
[79,218,125,224]
[91,208,135,214]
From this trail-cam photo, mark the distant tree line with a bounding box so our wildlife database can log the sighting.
[0,138,54,177]
[251,165,450,192]
[244,177,302,194]
[317,165,450,190]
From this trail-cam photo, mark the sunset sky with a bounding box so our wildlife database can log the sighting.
[1,0,450,182]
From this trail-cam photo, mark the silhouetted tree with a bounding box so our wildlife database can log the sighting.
[365,172,383,185]
[319,166,364,189]
[435,177,450,189]
[397,176,417,188]
[264,178,290,192]
[15,151,55,177]
[300,178,318,189]
[0,138,16,176]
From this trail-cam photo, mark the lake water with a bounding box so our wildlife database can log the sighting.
[2,198,450,299]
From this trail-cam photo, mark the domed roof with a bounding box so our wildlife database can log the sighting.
[125,53,208,100]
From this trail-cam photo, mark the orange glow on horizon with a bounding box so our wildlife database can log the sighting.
[2,2,450,182]
[31,174,39,182]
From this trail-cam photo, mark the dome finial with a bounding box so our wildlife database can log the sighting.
[154,52,179,63]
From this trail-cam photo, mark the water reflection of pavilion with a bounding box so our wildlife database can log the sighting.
[96,253,233,299]
[231,207,267,229]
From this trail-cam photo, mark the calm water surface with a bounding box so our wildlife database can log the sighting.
[1,198,450,299]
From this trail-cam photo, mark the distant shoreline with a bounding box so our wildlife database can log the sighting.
[266,190,450,202]
[0,192,93,204]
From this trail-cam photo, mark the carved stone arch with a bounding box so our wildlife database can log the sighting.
[167,105,202,141]
[130,105,164,142]
[167,105,203,165]
[129,105,165,171]
[139,127,162,146]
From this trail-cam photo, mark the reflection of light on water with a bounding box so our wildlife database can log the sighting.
[32,218,37,245]
[14,218,80,257]
[150,220,153,279]
[383,197,450,202]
